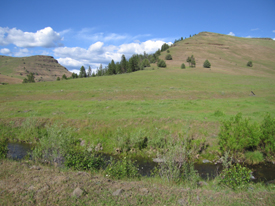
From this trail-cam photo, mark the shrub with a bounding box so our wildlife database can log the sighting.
[219,164,251,190]
[0,139,8,159]
[165,54,172,60]
[57,77,60,81]
[260,113,275,155]
[32,124,77,165]
[167,50,170,53]
[65,147,104,171]
[105,156,140,179]
[247,61,253,67]
[157,60,166,68]
[203,59,211,68]
[181,63,186,69]
[245,151,264,164]
[154,142,199,186]
[218,113,261,156]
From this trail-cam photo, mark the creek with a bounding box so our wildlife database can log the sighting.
[7,142,275,183]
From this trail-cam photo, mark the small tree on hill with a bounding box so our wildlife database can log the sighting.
[157,60,166,68]
[165,54,172,60]
[161,43,169,52]
[181,63,186,69]
[62,74,67,80]
[203,59,211,68]
[79,66,87,78]
[247,61,253,67]
[186,56,191,66]
[22,73,35,83]
[57,77,60,81]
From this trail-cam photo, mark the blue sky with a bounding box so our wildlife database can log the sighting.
[1,0,274,73]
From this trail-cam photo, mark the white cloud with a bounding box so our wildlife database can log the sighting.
[14,48,30,57]
[54,40,172,69]
[0,27,63,48]
[228,32,235,36]
[76,28,128,42]
[251,28,259,31]
[273,30,275,33]
[273,38,275,40]
[69,69,80,74]
[245,36,253,38]
[0,48,11,54]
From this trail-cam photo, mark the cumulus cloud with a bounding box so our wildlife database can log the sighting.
[0,48,11,55]
[227,32,235,36]
[54,40,172,69]
[251,28,259,31]
[0,27,63,48]
[273,30,275,33]
[273,38,275,40]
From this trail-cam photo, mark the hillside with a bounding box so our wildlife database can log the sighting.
[0,55,72,84]
[159,32,275,77]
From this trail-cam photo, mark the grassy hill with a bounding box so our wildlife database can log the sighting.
[0,31,275,153]
[160,32,275,77]
[0,55,72,84]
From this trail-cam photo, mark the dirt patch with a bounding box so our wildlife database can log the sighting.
[0,160,274,205]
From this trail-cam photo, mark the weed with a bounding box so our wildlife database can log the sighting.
[245,151,264,164]
[105,155,140,179]
[0,139,8,159]
[219,163,252,190]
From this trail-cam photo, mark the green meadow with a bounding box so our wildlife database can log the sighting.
[1,64,275,155]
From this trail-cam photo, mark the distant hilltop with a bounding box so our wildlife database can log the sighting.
[0,55,72,84]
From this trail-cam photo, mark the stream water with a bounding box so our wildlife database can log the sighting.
[7,142,275,182]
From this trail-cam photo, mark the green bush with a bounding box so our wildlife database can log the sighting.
[0,139,8,159]
[203,59,211,68]
[105,156,140,179]
[245,151,264,164]
[167,50,170,53]
[260,113,275,155]
[247,61,253,67]
[218,113,261,155]
[220,164,251,190]
[181,63,186,69]
[165,54,172,60]
[32,124,77,164]
[157,60,166,68]
[65,147,104,171]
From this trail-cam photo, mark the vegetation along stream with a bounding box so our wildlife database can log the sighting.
[7,142,275,183]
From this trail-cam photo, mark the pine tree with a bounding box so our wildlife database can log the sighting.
[79,66,87,78]
[62,74,67,80]
[203,59,211,68]
[181,63,186,69]
[87,66,92,77]
[22,73,35,83]
[120,55,128,73]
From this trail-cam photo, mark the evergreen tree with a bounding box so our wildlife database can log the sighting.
[157,60,166,68]
[186,56,191,66]
[181,63,186,69]
[165,54,172,60]
[108,59,116,75]
[79,66,87,78]
[203,59,211,68]
[142,58,150,67]
[247,61,253,67]
[116,62,122,74]
[62,74,67,80]
[57,77,60,81]
[87,66,92,77]
[161,43,169,52]
[120,55,128,73]
[22,73,35,83]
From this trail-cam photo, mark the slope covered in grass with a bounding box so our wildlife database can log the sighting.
[0,55,71,84]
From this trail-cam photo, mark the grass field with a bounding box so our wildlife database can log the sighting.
[1,32,275,155]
